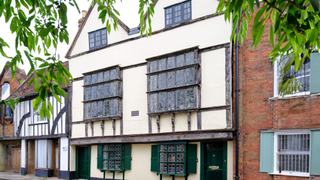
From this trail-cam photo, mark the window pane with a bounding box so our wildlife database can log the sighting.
[104,71,110,81]
[159,92,166,112]
[177,153,184,162]
[159,73,167,89]
[159,58,166,71]
[98,72,103,82]
[177,89,185,110]
[176,54,184,67]
[168,163,175,174]
[115,160,121,170]
[167,91,175,111]
[85,103,91,119]
[150,75,157,91]
[160,163,167,173]
[174,5,181,23]
[186,51,194,65]
[110,99,117,116]
[98,101,103,117]
[186,88,194,108]
[104,83,110,98]
[150,60,158,73]
[103,160,108,169]
[168,145,175,151]
[160,145,167,151]
[168,153,175,162]
[176,70,184,87]
[177,144,185,151]
[95,31,101,47]
[37,140,47,168]
[109,160,114,170]
[150,93,157,113]
[85,87,91,100]
[91,86,97,100]
[177,163,184,174]
[104,100,110,117]
[98,85,104,99]
[168,72,175,88]
[167,56,175,69]
[110,69,116,80]
[110,82,117,97]
[103,151,108,159]
[160,153,167,162]
[186,68,194,85]
[101,29,107,45]
[92,73,97,84]
[92,102,97,118]
[85,75,91,85]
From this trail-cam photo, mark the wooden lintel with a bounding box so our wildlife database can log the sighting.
[90,121,94,137]
[69,130,234,145]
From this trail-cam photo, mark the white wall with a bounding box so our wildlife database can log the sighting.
[60,137,69,171]
[21,140,26,168]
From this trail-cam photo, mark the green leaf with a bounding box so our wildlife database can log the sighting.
[60,2,68,25]
[310,0,320,12]
[269,24,275,47]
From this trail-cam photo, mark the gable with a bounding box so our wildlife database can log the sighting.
[68,3,131,57]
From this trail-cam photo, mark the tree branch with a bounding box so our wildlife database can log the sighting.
[262,0,281,12]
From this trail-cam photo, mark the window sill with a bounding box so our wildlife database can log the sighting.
[29,122,48,126]
[84,116,122,122]
[269,172,309,177]
[270,91,310,100]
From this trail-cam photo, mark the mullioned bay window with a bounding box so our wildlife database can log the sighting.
[147,48,200,114]
[83,66,122,121]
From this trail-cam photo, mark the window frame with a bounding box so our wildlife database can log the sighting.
[146,47,200,115]
[88,28,108,50]
[100,144,124,172]
[164,0,192,28]
[273,130,311,177]
[273,55,311,97]
[158,141,187,176]
[83,66,122,122]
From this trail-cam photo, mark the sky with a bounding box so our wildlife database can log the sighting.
[0,0,139,74]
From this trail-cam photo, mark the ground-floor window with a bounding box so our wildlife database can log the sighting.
[97,144,131,171]
[151,142,197,176]
[35,139,52,169]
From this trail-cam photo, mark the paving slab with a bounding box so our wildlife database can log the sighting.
[0,171,61,180]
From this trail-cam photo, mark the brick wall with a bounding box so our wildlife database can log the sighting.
[234,5,320,180]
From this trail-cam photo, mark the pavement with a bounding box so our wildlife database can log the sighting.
[0,171,61,180]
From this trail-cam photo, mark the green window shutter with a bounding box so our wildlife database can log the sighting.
[187,144,197,174]
[311,51,320,94]
[151,145,158,172]
[260,132,274,173]
[124,144,132,170]
[97,145,103,170]
[311,130,320,175]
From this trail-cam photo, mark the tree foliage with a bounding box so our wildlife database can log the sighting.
[217,0,320,96]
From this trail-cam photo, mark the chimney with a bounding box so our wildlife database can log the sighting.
[78,10,87,28]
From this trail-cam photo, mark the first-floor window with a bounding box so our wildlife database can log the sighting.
[35,139,53,169]
[97,144,131,172]
[151,142,197,176]
[276,133,310,175]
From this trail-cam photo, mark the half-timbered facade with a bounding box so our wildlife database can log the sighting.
[66,1,233,180]
[9,62,71,179]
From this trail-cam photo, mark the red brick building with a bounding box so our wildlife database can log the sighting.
[236,9,320,180]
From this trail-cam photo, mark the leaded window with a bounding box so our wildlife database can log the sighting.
[97,144,131,172]
[159,144,186,175]
[147,49,199,114]
[88,28,108,50]
[165,0,191,27]
[83,67,122,120]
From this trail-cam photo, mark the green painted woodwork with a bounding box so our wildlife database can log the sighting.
[201,142,227,180]
[260,132,274,173]
[124,144,131,170]
[76,146,91,180]
[311,51,320,93]
[97,145,103,170]
[187,144,197,174]
[311,130,320,175]
[151,145,159,172]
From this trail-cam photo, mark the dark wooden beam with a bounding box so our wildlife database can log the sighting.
[112,119,115,136]
[148,115,152,133]
[171,114,175,132]
[156,115,160,133]
[70,130,234,145]
[90,121,94,137]
[187,112,191,131]
[101,120,104,136]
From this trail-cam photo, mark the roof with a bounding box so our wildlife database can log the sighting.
[9,61,69,99]
[0,61,27,84]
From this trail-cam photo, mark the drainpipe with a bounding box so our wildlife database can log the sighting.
[235,12,241,180]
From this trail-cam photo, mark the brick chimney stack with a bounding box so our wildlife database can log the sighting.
[78,10,87,28]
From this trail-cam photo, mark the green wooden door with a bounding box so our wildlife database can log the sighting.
[204,142,227,180]
[77,146,91,179]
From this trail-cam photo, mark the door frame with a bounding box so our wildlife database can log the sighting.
[200,141,227,180]
[75,146,91,179]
